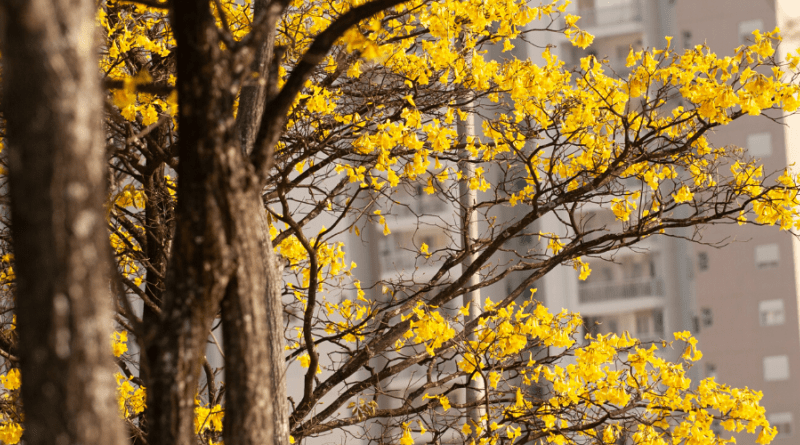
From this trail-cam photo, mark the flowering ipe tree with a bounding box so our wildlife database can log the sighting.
[1,0,799,445]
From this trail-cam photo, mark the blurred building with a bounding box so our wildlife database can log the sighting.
[338,1,800,445]
[543,1,800,443]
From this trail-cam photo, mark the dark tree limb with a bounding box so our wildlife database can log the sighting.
[251,0,411,179]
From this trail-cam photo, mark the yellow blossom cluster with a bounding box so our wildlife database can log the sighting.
[321,290,371,343]
[0,421,22,445]
[115,372,146,418]
[0,369,20,392]
[109,227,144,286]
[0,257,14,294]
[458,299,579,376]
[112,184,147,209]
[0,368,22,444]
[194,399,224,435]
[402,302,456,356]
[270,223,354,291]
[99,2,178,125]
[111,330,128,357]
[386,297,777,445]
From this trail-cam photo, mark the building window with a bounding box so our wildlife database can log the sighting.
[636,312,650,336]
[682,30,692,50]
[584,316,599,338]
[512,178,527,193]
[706,363,717,380]
[701,308,713,327]
[598,267,614,282]
[739,19,764,45]
[764,355,790,382]
[760,299,785,326]
[747,132,772,158]
[697,252,709,271]
[652,309,664,336]
[755,244,780,269]
[616,45,627,59]
[768,412,793,439]
[711,419,723,437]
[378,229,449,273]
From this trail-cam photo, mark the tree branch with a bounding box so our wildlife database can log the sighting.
[251,0,410,179]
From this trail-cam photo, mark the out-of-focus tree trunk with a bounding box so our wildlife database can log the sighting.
[0,1,128,445]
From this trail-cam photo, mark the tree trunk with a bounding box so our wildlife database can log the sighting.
[143,2,236,444]
[224,3,290,441]
[144,2,289,445]
[234,0,273,156]
[221,191,290,445]
[0,1,128,445]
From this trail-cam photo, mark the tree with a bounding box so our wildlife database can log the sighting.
[0,1,128,445]
[0,1,798,445]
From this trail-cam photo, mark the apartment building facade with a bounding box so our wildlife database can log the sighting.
[543,1,800,443]
[684,1,800,442]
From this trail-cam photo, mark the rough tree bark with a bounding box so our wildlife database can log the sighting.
[233,0,276,156]
[143,1,406,444]
[223,0,291,441]
[219,190,289,445]
[142,2,237,444]
[142,2,290,445]
[0,1,129,445]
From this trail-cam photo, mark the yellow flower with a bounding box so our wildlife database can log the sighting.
[111,330,128,357]
[547,236,565,254]
[573,257,592,281]
[142,105,159,126]
[346,60,361,78]
[0,421,23,445]
[400,424,414,445]
[570,30,594,49]
[112,88,137,110]
[299,354,310,368]
[488,371,501,389]
[564,14,580,28]
[115,372,146,418]
[672,185,694,203]
[420,242,431,258]
[0,369,20,391]
[121,105,137,122]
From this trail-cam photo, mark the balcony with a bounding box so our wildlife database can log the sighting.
[393,186,450,219]
[578,276,663,303]
[378,228,449,278]
[576,1,643,28]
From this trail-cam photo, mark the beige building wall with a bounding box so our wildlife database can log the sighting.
[549,0,800,442]
[678,0,800,442]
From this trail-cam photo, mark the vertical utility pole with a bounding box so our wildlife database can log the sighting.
[456,42,486,427]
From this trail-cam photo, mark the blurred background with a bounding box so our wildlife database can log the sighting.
[336,2,800,444]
